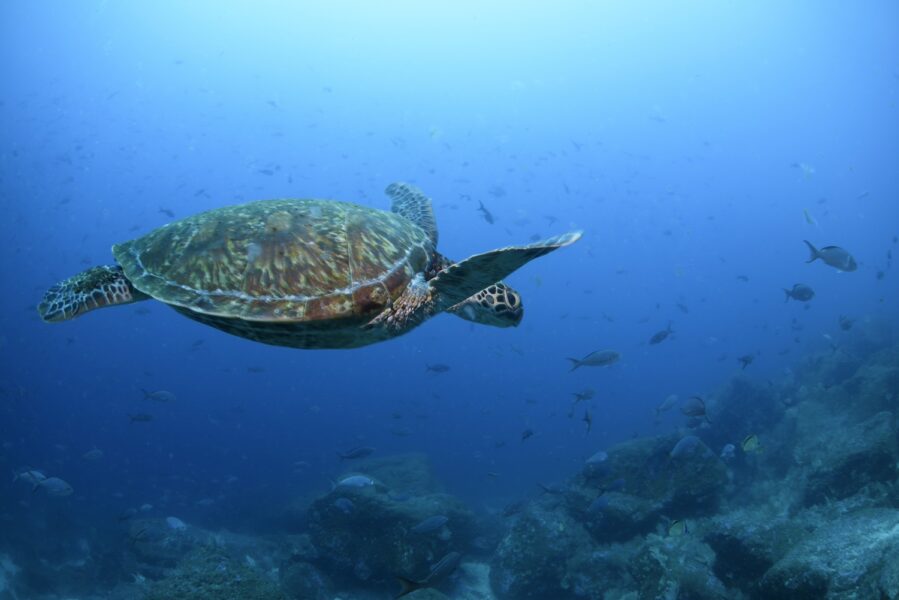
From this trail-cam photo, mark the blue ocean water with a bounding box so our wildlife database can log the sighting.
[1,2,898,599]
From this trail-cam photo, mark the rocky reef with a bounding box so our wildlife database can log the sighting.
[487,341,899,599]
[3,340,897,600]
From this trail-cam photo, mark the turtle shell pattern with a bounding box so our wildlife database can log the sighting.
[113,199,433,324]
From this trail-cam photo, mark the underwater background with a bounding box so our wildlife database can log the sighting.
[1,1,898,599]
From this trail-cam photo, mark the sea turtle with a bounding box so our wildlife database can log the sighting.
[38,183,580,349]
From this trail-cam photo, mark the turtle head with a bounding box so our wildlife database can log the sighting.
[447,282,523,328]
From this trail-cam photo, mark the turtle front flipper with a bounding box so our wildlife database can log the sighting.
[38,265,150,322]
[431,231,582,311]
[366,231,580,333]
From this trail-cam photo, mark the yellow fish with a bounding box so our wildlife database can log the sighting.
[668,519,687,537]
[741,434,762,453]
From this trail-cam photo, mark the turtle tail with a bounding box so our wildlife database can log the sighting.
[38,265,149,322]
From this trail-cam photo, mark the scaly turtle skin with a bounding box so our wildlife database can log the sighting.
[38,183,581,349]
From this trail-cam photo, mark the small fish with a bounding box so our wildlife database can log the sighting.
[425,363,451,373]
[670,435,703,459]
[838,315,855,331]
[411,515,448,534]
[649,322,674,345]
[741,434,762,453]
[804,240,857,272]
[783,284,815,302]
[333,497,354,514]
[738,354,756,370]
[12,468,46,486]
[803,208,818,226]
[118,507,138,521]
[583,410,593,435]
[338,446,375,461]
[158,207,175,218]
[141,389,176,402]
[720,443,736,460]
[736,275,750,282]
[572,388,595,403]
[567,349,620,371]
[128,414,154,423]
[396,551,462,598]
[477,200,495,224]
[680,396,711,423]
[585,450,608,465]
[676,302,690,314]
[521,429,535,442]
[34,477,73,497]
[668,519,687,537]
[655,394,678,416]
[128,527,148,547]
[336,475,376,488]
[82,447,104,461]
[792,162,815,177]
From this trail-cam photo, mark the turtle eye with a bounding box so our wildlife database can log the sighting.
[504,290,520,309]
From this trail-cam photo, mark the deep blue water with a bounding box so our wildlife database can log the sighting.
[1,2,897,597]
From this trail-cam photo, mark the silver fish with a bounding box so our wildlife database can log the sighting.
[35,477,74,497]
[411,515,448,534]
[804,241,857,272]
[396,551,462,598]
[336,475,375,488]
[784,283,815,302]
[567,350,620,371]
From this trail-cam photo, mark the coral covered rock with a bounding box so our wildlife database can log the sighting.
[759,509,899,599]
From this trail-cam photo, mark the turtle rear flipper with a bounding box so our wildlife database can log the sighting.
[38,265,149,322]
[431,231,582,310]
[385,182,438,246]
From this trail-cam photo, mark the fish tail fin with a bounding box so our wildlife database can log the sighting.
[395,576,423,598]
[32,481,42,493]
[567,358,581,371]
[803,240,820,263]
[11,470,18,483]
[783,289,791,302]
